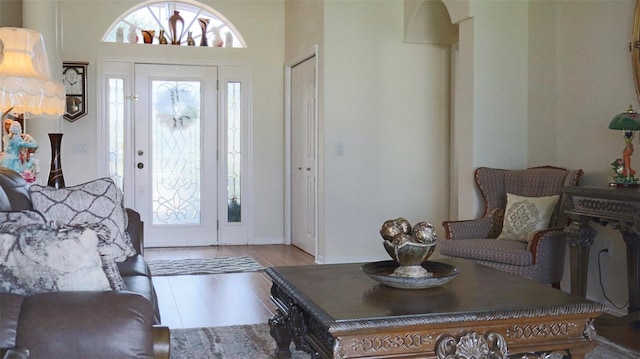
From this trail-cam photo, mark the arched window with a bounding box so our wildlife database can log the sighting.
[101,0,246,48]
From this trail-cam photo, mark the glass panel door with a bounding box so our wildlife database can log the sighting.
[134,64,218,246]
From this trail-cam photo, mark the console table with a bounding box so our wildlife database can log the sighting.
[562,186,640,328]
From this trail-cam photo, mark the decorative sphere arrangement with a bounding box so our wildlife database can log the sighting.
[380,218,437,278]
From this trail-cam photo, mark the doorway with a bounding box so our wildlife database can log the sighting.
[133,63,218,247]
[289,55,318,256]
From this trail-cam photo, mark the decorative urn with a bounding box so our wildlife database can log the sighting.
[380,218,437,277]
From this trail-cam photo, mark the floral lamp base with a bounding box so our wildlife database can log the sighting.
[610,158,640,186]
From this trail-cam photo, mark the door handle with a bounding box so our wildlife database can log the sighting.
[137,162,144,169]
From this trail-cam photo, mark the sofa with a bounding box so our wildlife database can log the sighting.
[0,168,170,359]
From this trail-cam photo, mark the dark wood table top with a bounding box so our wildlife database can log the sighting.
[267,258,605,332]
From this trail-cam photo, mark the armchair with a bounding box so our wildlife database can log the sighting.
[440,166,583,288]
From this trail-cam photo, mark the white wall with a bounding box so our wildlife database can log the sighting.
[472,1,529,170]
[444,0,530,220]
[320,0,450,263]
[529,0,635,315]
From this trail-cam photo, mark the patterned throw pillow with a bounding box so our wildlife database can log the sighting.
[29,178,136,262]
[497,193,560,243]
[0,222,126,295]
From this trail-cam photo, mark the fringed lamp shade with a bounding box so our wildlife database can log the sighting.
[0,27,65,117]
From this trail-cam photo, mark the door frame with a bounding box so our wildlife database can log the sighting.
[284,45,319,255]
[96,57,254,246]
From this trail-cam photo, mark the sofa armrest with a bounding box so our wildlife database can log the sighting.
[442,217,494,239]
[16,291,157,359]
[126,208,144,256]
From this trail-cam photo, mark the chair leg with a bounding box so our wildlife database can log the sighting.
[552,282,561,290]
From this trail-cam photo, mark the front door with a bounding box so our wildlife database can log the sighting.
[290,57,317,255]
[134,64,218,247]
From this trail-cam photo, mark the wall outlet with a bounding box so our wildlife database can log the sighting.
[603,238,613,257]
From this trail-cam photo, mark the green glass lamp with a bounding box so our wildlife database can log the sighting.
[609,105,640,186]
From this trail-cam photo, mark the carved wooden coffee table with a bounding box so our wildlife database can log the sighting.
[267,258,605,359]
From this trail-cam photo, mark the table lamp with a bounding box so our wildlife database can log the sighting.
[608,105,640,186]
[0,27,66,187]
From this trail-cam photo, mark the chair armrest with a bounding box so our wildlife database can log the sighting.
[442,217,494,239]
[152,325,170,359]
[528,227,567,264]
[126,208,144,256]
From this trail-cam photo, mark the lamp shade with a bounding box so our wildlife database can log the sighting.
[0,27,65,117]
[608,105,640,131]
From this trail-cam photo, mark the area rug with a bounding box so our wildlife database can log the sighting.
[147,256,263,276]
[170,323,309,359]
[169,323,639,359]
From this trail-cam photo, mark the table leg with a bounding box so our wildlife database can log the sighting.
[565,217,596,297]
[620,229,640,328]
[269,312,293,359]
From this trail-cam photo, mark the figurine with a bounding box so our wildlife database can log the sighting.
[0,119,39,182]
[609,131,640,186]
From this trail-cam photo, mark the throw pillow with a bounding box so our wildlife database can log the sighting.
[29,178,136,262]
[0,222,126,295]
[497,193,560,243]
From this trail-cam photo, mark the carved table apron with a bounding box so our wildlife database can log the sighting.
[266,258,604,359]
[562,186,640,328]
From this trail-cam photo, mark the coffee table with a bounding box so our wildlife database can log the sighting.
[266,258,606,359]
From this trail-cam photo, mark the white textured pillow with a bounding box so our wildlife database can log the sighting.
[29,178,136,262]
[497,193,560,243]
[0,223,118,295]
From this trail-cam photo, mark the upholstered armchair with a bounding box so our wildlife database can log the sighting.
[440,166,583,288]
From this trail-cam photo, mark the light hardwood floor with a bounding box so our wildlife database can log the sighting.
[144,245,639,352]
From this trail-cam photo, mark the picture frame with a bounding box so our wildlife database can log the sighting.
[63,61,89,122]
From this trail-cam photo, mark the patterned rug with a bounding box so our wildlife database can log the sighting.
[169,323,639,359]
[170,324,309,359]
[147,256,263,276]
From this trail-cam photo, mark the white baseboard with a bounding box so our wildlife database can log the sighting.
[247,237,286,245]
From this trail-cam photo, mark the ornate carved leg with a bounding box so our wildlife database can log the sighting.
[620,228,640,328]
[269,312,292,359]
[565,217,596,297]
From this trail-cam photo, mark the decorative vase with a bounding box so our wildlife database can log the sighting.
[224,31,233,48]
[47,133,65,189]
[198,18,210,46]
[213,27,223,47]
[116,27,124,43]
[169,10,184,45]
[127,26,138,44]
[142,30,155,44]
[158,30,168,45]
[187,31,195,46]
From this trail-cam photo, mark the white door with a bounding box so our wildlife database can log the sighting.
[134,64,218,247]
[291,57,317,255]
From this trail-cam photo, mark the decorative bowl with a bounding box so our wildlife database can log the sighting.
[383,240,436,277]
[362,260,460,289]
[378,218,438,278]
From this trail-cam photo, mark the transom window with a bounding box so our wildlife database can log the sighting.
[102,0,245,48]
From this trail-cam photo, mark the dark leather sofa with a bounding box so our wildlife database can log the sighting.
[0,168,169,359]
